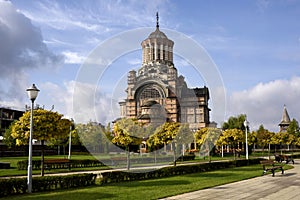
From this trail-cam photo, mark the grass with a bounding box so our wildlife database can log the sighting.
[0,153,241,177]
[2,164,293,200]
[0,155,110,177]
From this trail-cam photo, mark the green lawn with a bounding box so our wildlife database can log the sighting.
[0,155,109,177]
[0,153,243,177]
[0,164,279,200]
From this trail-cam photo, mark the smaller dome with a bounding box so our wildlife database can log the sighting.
[148,28,168,39]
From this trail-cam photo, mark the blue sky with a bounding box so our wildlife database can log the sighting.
[0,0,300,132]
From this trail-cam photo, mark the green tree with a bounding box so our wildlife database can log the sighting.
[10,109,72,176]
[3,121,17,148]
[222,114,247,131]
[76,122,107,153]
[287,119,300,137]
[253,125,275,157]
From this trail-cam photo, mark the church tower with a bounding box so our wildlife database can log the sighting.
[279,105,291,132]
[119,13,210,129]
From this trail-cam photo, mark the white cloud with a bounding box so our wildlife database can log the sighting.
[0,0,63,102]
[228,76,300,132]
[41,81,117,124]
[62,51,86,64]
[20,0,170,34]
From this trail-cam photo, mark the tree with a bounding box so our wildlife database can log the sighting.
[271,132,295,154]
[222,114,247,131]
[195,127,221,162]
[76,122,107,153]
[147,122,180,165]
[11,109,72,176]
[253,125,275,157]
[3,121,17,148]
[112,118,145,169]
[174,123,193,157]
[147,122,180,151]
[217,128,244,159]
[287,119,300,137]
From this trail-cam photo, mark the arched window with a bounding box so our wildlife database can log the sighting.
[140,87,161,99]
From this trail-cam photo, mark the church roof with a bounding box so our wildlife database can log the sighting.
[279,105,291,125]
[148,28,168,39]
[147,12,168,40]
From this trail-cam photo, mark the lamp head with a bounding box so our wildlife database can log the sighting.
[26,84,40,102]
[243,119,249,127]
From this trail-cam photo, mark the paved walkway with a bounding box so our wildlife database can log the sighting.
[161,159,300,200]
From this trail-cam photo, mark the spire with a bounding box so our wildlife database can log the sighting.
[156,12,159,29]
[281,104,291,123]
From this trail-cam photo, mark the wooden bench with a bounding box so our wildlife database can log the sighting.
[44,159,71,170]
[260,160,284,177]
[274,154,294,164]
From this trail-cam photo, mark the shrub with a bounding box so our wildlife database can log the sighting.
[99,158,263,184]
[17,159,105,170]
[0,173,97,197]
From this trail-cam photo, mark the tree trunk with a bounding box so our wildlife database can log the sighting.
[173,142,176,166]
[208,144,211,163]
[127,146,130,170]
[154,147,157,164]
[221,145,224,157]
[41,140,45,176]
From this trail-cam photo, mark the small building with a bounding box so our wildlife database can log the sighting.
[0,107,24,137]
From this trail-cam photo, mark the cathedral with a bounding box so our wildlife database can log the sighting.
[119,14,211,130]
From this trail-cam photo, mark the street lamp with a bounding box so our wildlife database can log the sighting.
[26,84,40,193]
[243,119,249,160]
[68,118,74,160]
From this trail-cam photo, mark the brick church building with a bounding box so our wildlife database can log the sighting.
[119,14,211,130]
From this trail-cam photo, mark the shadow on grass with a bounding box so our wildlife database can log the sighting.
[112,179,191,188]
[3,187,116,200]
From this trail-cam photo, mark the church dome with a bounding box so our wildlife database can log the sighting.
[148,28,168,39]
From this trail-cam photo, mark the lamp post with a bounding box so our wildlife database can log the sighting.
[243,119,249,160]
[68,118,74,160]
[26,84,40,193]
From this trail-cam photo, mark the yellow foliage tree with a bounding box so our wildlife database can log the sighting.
[195,127,221,162]
[217,128,244,159]
[11,109,72,176]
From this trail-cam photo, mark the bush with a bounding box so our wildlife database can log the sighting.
[17,159,105,170]
[17,160,41,170]
[0,173,97,197]
[176,154,195,161]
[99,158,263,184]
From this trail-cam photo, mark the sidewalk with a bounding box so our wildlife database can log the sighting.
[161,159,300,200]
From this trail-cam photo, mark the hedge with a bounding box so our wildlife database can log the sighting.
[17,159,105,170]
[0,173,97,197]
[17,155,195,170]
[98,158,263,184]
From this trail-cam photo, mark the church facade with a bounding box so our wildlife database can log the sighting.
[119,14,210,130]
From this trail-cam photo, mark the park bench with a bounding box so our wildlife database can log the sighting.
[260,160,284,177]
[274,154,294,164]
[44,159,71,170]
